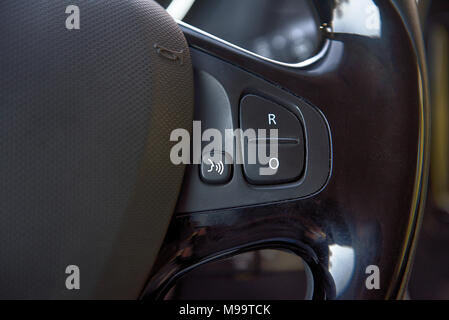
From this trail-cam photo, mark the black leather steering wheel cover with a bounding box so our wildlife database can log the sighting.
[0,0,193,299]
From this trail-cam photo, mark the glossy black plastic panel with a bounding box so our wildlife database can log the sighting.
[144,0,429,300]
[176,50,332,213]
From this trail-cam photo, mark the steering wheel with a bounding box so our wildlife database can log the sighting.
[0,0,429,299]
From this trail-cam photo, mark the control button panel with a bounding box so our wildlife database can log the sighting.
[240,95,305,185]
[177,48,331,213]
[200,151,232,184]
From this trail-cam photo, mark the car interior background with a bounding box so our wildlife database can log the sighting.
[1,0,449,301]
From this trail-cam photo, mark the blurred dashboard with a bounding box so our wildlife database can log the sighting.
[156,0,324,64]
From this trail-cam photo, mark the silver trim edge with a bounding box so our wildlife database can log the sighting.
[176,19,331,69]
